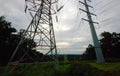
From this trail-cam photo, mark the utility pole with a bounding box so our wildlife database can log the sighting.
[79,0,105,63]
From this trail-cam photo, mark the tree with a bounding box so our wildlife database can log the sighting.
[16,29,44,62]
[100,32,120,58]
[81,44,96,60]
[0,16,17,65]
[100,31,112,58]
[0,16,43,66]
[82,31,120,61]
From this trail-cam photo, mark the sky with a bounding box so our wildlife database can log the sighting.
[0,0,120,54]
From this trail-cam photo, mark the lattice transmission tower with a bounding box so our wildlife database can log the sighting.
[79,0,105,63]
[2,0,60,76]
[24,0,58,57]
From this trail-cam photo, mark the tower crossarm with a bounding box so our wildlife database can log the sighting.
[79,1,93,8]
[81,18,99,24]
[78,0,105,63]
[79,8,96,16]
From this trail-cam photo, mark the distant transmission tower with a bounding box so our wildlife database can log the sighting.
[79,0,105,63]
[2,0,60,76]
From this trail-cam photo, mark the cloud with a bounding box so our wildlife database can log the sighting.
[57,41,70,48]
[0,0,29,30]
[72,37,86,42]
[93,0,120,33]
[0,0,120,54]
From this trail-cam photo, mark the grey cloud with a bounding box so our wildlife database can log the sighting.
[0,0,120,54]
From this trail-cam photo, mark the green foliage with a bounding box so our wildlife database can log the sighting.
[81,44,96,60]
[89,62,120,76]
[1,61,120,76]
[100,31,120,58]
[9,62,56,76]
[64,55,68,63]
[0,16,17,65]
[89,62,120,71]
[54,63,70,76]
[66,62,99,76]
[81,31,120,61]
[0,16,43,66]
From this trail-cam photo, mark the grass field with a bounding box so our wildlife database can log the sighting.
[89,62,120,71]
[0,61,120,76]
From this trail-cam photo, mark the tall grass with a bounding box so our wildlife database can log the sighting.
[0,61,120,76]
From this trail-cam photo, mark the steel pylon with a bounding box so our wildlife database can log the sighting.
[24,0,58,57]
[2,0,58,76]
[79,0,105,63]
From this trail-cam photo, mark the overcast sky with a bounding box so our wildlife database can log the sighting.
[0,0,120,54]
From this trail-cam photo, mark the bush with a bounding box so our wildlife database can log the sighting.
[54,62,99,76]
[66,62,99,76]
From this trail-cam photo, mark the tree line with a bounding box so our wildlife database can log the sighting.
[1,16,120,66]
[0,16,43,66]
[82,31,120,61]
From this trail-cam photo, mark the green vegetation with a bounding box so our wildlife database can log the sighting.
[0,16,120,76]
[0,16,43,66]
[89,62,120,71]
[81,31,120,60]
[0,61,120,76]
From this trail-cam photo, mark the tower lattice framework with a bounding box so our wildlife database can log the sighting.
[24,0,58,56]
[2,0,59,75]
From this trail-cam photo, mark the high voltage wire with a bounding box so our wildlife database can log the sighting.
[86,0,120,28]
[94,0,114,14]
[56,1,82,35]
[86,0,114,17]
[90,0,112,15]
[93,0,104,6]
[78,0,105,63]
[93,0,113,8]
[94,0,120,25]
[99,3,120,15]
